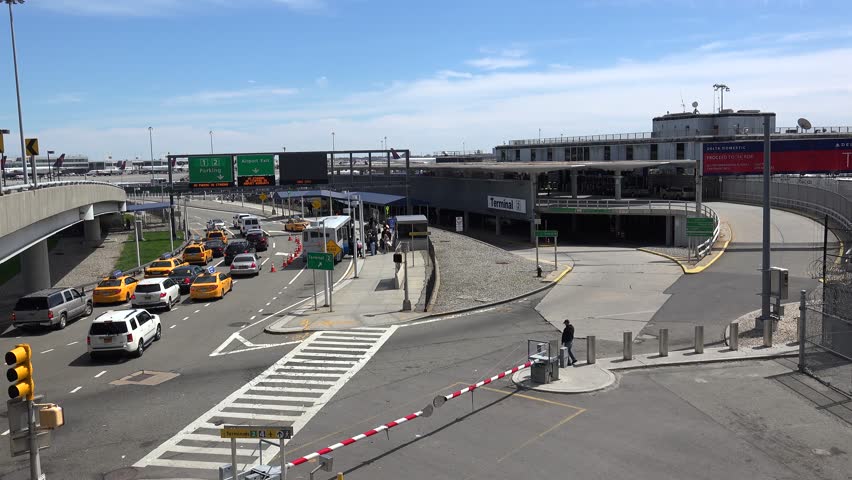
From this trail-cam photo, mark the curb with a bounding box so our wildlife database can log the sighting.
[512,365,616,394]
[637,225,732,274]
[604,349,798,372]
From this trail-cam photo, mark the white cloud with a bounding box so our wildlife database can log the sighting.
[29,42,852,159]
[272,0,326,11]
[315,76,329,88]
[247,80,257,84]
[164,87,298,106]
[466,57,533,70]
[42,93,84,105]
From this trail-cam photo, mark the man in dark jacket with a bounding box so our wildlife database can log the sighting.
[562,319,578,366]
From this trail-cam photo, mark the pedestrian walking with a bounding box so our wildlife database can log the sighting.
[356,238,364,258]
[562,319,578,366]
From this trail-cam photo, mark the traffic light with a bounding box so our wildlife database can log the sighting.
[6,344,34,400]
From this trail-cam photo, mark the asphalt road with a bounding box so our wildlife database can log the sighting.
[0,204,351,480]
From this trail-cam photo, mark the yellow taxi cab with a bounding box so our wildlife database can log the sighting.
[206,229,228,244]
[189,270,233,301]
[284,216,310,232]
[144,254,188,278]
[182,243,213,265]
[92,271,138,304]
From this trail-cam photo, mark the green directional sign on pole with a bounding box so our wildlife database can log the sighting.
[307,252,334,271]
[189,155,234,188]
[236,154,275,187]
[686,217,714,236]
[535,230,558,238]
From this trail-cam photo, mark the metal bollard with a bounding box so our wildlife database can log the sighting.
[729,323,739,351]
[798,290,807,372]
[587,336,596,365]
[623,331,633,360]
[337,473,344,480]
[694,325,704,354]
[659,328,669,357]
[764,318,773,347]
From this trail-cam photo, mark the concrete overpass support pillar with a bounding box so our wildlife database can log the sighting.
[495,215,501,236]
[665,215,673,246]
[570,170,578,199]
[84,218,102,244]
[614,170,623,200]
[615,215,621,238]
[22,240,51,292]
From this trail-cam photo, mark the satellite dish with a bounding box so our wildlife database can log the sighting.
[691,101,699,108]
[797,118,812,130]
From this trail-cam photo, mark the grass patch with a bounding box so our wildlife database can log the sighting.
[115,230,185,272]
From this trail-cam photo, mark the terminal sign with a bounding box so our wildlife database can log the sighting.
[189,155,234,189]
[237,154,275,187]
[487,195,526,214]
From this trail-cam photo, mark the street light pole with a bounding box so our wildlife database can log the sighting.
[6,0,28,185]
[760,114,772,322]
[148,126,154,182]
[209,130,213,154]
[46,150,52,181]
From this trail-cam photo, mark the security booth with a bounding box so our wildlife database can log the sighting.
[393,214,429,251]
[528,339,560,384]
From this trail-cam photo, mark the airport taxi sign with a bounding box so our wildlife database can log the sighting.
[189,155,234,189]
[307,252,334,271]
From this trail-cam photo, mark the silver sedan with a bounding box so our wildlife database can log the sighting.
[229,254,260,276]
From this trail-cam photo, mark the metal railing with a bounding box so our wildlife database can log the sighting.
[0,179,126,194]
[505,125,852,147]
[535,198,721,259]
[721,192,852,231]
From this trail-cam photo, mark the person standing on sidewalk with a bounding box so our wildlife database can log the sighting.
[562,319,578,366]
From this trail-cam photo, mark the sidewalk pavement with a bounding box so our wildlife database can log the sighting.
[265,250,429,333]
[512,342,798,394]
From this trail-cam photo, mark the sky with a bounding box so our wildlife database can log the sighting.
[0,0,850,160]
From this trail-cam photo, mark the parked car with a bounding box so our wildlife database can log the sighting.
[131,278,181,311]
[223,241,256,265]
[87,309,161,359]
[168,265,206,294]
[190,272,233,300]
[205,239,226,258]
[245,229,269,251]
[12,287,93,330]
[230,253,260,276]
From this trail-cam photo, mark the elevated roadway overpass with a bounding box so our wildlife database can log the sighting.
[0,181,127,292]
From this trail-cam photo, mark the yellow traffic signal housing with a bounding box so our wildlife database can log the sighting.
[38,403,64,429]
[5,344,34,400]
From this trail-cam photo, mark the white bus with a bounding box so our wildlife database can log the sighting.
[302,215,352,263]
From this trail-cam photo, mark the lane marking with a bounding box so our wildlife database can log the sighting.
[94,370,107,378]
[67,341,78,346]
[250,315,257,320]
[258,309,264,313]
[204,303,211,307]
[172,307,180,312]
[273,242,276,248]
[288,266,306,285]
[70,386,82,394]
[194,310,200,314]
[182,316,189,321]
[214,260,224,267]
[272,297,277,300]
[170,325,177,329]
[40,349,54,354]
[1,429,9,436]
[265,302,271,306]
[261,258,269,266]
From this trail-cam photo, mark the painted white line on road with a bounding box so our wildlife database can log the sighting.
[214,260,224,267]
[40,349,54,354]
[95,370,107,378]
[250,315,257,320]
[1,429,9,436]
[261,257,269,266]
[265,302,271,306]
[258,309,264,313]
[288,266,306,285]
[182,316,189,321]
[273,242,276,248]
[67,341,78,346]
[403,306,499,328]
[234,280,239,284]
[272,297,277,301]
[70,386,82,394]
[172,307,180,312]
[170,325,176,329]
[194,310,200,314]
[204,303,211,307]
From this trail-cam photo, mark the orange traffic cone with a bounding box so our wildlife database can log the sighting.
[270,264,277,273]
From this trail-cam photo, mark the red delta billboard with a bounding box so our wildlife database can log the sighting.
[703,138,852,175]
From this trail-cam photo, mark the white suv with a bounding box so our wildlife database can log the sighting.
[131,278,181,310]
[233,213,252,228]
[87,309,162,359]
[240,216,260,236]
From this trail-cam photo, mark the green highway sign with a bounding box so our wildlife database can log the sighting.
[686,217,715,236]
[307,252,334,271]
[237,154,276,187]
[535,230,558,238]
[189,155,234,188]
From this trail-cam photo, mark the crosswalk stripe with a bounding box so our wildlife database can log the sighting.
[135,326,397,473]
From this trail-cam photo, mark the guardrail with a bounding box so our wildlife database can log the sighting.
[536,198,721,259]
[0,179,126,194]
[722,192,852,231]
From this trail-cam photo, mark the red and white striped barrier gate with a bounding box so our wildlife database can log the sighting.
[286,404,434,468]
[432,360,533,408]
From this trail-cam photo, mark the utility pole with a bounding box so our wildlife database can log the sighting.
[760,114,772,322]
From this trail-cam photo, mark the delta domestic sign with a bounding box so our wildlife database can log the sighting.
[487,195,526,214]
[703,139,852,175]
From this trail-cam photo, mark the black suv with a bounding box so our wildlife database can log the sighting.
[223,241,257,265]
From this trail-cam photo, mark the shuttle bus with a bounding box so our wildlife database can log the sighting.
[301,215,351,263]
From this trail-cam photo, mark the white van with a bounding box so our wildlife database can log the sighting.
[240,216,260,236]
